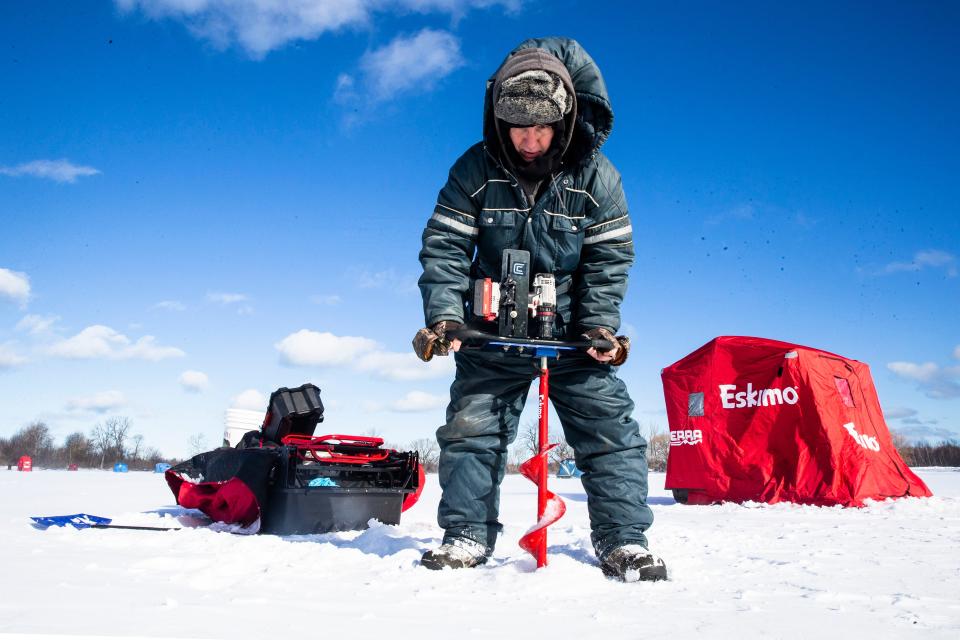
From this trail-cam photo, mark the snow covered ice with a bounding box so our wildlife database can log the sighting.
[2,468,959,639]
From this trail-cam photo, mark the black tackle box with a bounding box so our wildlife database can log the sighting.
[260,435,421,535]
[261,383,325,443]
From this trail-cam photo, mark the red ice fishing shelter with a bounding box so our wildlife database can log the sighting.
[661,336,931,507]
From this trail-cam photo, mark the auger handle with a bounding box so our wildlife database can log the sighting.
[446,328,614,352]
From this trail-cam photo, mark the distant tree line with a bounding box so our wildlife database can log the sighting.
[435,420,669,475]
[890,431,960,467]
[456,424,959,474]
[388,421,673,476]
[13,419,943,474]
[0,418,172,470]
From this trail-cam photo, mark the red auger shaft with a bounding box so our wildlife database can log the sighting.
[536,356,550,567]
[519,356,566,569]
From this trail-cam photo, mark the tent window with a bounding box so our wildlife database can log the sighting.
[834,377,855,408]
[688,392,704,417]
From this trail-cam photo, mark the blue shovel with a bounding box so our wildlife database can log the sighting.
[31,513,180,531]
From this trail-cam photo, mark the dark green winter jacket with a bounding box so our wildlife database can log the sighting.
[418,37,634,335]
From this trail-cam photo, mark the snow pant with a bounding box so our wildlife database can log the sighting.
[436,348,653,559]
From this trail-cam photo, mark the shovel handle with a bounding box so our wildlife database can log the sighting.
[90,524,181,531]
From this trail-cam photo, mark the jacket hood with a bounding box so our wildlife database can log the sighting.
[483,37,614,168]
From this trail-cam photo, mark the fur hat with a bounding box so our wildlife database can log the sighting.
[494,69,572,126]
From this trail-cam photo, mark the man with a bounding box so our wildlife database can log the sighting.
[413,37,667,582]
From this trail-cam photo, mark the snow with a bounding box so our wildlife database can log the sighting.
[3,468,960,639]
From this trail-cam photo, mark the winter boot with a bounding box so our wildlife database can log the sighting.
[421,537,490,570]
[600,544,668,582]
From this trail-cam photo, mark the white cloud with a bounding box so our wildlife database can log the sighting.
[179,370,210,392]
[954,345,960,361]
[794,211,818,228]
[333,73,358,104]
[154,300,187,311]
[0,344,28,369]
[0,268,31,306]
[117,0,371,58]
[892,423,960,444]
[887,350,960,399]
[116,0,514,58]
[207,292,253,314]
[705,203,755,226]
[915,250,955,268]
[351,267,418,294]
[275,330,378,366]
[883,406,918,420]
[880,249,958,277]
[0,159,100,183]
[275,329,456,380]
[66,390,126,413]
[47,325,186,361]
[390,390,447,412]
[396,0,520,13]
[15,314,59,335]
[705,202,817,229]
[207,291,248,304]
[359,29,464,100]
[887,361,939,383]
[231,388,267,411]
[355,349,455,380]
[311,294,342,306]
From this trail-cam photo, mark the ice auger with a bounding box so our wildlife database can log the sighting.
[447,249,613,569]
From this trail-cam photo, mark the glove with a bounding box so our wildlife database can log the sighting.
[582,327,630,366]
[412,320,462,362]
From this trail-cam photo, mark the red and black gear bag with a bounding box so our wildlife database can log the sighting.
[165,385,424,534]
[165,447,278,529]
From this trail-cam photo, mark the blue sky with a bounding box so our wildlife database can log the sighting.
[1,0,958,458]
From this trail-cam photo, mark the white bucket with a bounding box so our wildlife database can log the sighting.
[223,408,264,447]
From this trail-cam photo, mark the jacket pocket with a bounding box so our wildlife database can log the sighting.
[479,210,520,228]
[546,210,585,233]
[545,210,585,273]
